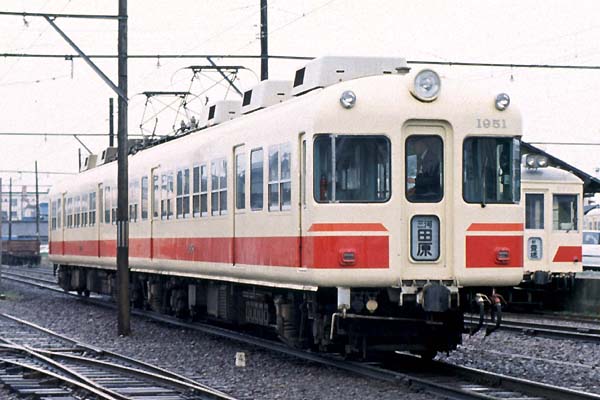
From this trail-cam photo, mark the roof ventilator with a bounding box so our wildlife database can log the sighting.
[97,147,118,166]
[80,154,97,172]
[241,80,293,115]
[201,100,242,128]
[291,56,410,96]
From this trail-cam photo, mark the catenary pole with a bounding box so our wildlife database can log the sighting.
[260,0,268,80]
[116,0,130,336]
[109,98,115,147]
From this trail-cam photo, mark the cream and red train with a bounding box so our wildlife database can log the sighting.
[501,157,583,307]
[49,57,524,357]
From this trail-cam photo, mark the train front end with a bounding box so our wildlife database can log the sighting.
[301,58,523,356]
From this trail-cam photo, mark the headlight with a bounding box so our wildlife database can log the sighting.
[339,90,357,109]
[536,156,548,168]
[495,93,510,111]
[525,154,537,168]
[412,69,441,101]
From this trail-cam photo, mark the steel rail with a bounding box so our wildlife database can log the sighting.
[465,316,600,342]
[5,269,600,399]
[0,312,235,400]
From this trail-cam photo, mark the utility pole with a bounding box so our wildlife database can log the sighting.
[260,0,268,80]
[109,98,115,147]
[8,178,12,241]
[35,161,40,247]
[116,0,130,336]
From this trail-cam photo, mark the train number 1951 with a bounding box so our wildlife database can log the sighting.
[476,118,507,129]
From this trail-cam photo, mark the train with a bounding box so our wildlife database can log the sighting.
[48,56,524,359]
[498,156,583,308]
[1,238,40,265]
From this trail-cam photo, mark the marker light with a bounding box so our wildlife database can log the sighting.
[339,90,357,109]
[495,93,511,111]
[412,69,441,101]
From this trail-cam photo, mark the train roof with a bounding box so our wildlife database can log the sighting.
[521,166,583,185]
[521,141,600,196]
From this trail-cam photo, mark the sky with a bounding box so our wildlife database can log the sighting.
[1,0,600,193]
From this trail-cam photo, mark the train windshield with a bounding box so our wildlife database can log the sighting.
[314,135,391,203]
[463,137,520,204]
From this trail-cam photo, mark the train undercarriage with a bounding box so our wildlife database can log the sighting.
[56,264,465,359]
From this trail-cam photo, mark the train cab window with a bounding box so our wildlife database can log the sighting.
[314,135,390,203]
[525,193,544,229]
[463,137,520,204]
[406,135,443,202]
[251,149,264,210]
[141,176,148,220]
[553,194,578,231]
[236,153,246,210]
[268,143,291,211]
[89,192,96,226]
[176,169,190,219]
[211,158,228,216]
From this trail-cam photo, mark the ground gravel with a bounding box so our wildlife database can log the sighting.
[0,279,436,400]
[439,329,600,394]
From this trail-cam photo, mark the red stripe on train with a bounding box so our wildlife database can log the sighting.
[552,246,582,262]
[466,235,523,268]
[467,223,524,232]
[50,235,389,269]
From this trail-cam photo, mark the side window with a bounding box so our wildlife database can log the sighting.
[74,195,81,228]
[111,184,117,224]
[553,194,578,231]
[81,193,88,227]
[251,148,264,210]
[57,198,62,228]
[129,179,139,222]
[141,176,148,220]
[51,201,56,230]
[236,153,246,210]
[152,175,159,219]
[161,174,168,220]
[200,164,208,216]
[406,135,443,203]
[89,192,96,226]
[314,135,390,203]
[192,164,208,217]
[67,197,73,228]
[176,168,190,218]
[268,143,291,211]
[211,158,227,216]
[525,193,544,229]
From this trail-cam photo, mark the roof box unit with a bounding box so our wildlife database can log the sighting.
[241,80,293,114]
[291,56,410,96]
[80,154,98,172]
[97,147,118,165]
[204,100,241,127]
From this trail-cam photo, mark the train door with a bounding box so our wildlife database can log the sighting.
[298,133,306,268]
[233,144,245,265]
[402,125,450,279]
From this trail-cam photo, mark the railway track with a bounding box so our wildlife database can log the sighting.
[465,315,600,342]
[3,266,600,400]
[0,312,236,400]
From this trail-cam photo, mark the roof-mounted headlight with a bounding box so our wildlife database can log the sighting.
[536,156,548,168]
[524,154,549,169]
[412,69,441,102]
[525,154,537,168]
[495,93,510,111]
[339,90,357,109]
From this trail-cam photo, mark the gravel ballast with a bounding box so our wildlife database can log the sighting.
[0,279,435,400]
